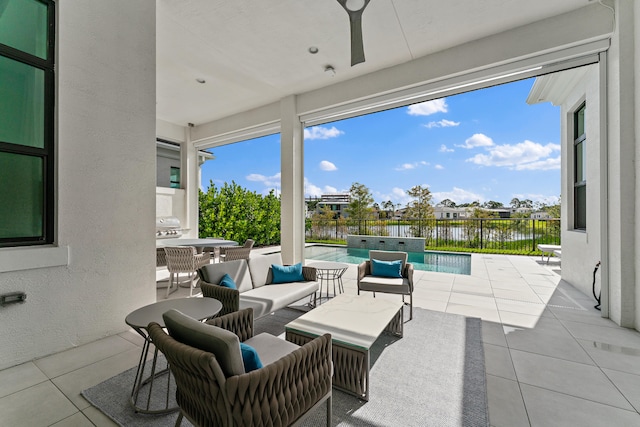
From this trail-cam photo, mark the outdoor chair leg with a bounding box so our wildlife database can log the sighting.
[326,395,332,427]
[174,412,183,427]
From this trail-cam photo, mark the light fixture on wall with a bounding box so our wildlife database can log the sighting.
[336,0,371,66]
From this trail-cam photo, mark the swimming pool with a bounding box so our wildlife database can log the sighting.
[304,245,471,275]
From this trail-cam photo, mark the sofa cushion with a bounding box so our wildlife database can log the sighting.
[239,342,263,372]
[219,273,237,289]
[271,263,304,284]
[371,259,402,278]
[199,259,253,293]
[239,280,319,319]
[248,253,283,288]
[162,309,245,377]
[243,333,300,366]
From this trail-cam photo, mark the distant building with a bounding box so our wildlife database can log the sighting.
[531,211,551,219]
[306,194,351,218]
[433,206,470,219]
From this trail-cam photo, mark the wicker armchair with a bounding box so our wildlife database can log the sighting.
[220,239,254,262]
[357,250,414,320]
[164,246,211,298]
[148,308,332,427]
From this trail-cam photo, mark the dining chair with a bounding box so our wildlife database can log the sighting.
[164,246,210,298]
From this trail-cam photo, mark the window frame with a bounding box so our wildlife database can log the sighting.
[0,0,55,248]
[573,102,586,230]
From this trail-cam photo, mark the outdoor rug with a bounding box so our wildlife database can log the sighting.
[82,307,488,426]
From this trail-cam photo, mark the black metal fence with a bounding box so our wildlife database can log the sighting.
[305,218,561,252]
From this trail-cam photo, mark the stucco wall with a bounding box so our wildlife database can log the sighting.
[560,66,601,301]
[0,0,156,369]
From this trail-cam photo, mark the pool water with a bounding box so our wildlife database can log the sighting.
[304,246,471,275]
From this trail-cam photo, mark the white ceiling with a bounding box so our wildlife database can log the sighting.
[156,0,592,127]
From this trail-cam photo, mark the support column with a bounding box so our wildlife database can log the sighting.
[182,124,199,238]
[280,96,305,264]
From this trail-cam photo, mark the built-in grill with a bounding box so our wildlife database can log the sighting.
[156,216,183,239]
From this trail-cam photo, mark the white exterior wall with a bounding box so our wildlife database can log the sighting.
[635,0,640,331]
[560,66,602,301]
[0,1,157,369]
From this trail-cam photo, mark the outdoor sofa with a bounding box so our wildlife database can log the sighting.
[198,252,319,318]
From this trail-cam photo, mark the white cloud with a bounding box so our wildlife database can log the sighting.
[319,160,337,171]
[395,160,428,171]
[246,172,281,188]
[431,187,484,205]
[434,164,444,170]
[457,133,495,149]
[439,144,454,153]
[304,126,344,140]
[304,178,338,197]
[466,140,560,170]
[423,119,460,129]
[407,99,448,116]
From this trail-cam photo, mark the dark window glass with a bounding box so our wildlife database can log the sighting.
[573,103,586,230]
[0,56,45,148]
[575,184,586,230]
[575,141,585,183]
[0,0,48,59]
[0,0,53,247]
[0,153,43,238]
[170,166,180,189]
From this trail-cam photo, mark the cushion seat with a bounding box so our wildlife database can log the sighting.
[358,276,410,294]
[240,281,318,319]
[244,332,301,366]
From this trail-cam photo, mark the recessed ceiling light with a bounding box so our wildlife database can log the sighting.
[324,65,336,76]
[196,78,206,84]
[308,46,319,54]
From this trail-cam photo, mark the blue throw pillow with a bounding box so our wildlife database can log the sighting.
[271,263,304,284]
[239,342,263,372]
[371,259,403,278]
[218,273,237,289]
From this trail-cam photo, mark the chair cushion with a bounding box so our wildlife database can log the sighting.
[239,281,319,319]
[359,275,410,294]
[219,273,237,289]
[371,259,403,278]
[271,263,304,284]
[243,332,300,366]
[239,342,263,372]
[162,309,245,377]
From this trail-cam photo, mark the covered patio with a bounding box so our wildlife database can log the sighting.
[1,0,640,425]
[3,253,640,425]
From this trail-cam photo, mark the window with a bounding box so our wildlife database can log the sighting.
[0,0,54,247]
[170,167,180,189]
[573,103,586,230]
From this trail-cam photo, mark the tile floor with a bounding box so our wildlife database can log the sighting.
[2,249,640,426]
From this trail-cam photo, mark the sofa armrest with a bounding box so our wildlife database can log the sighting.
[201,282,240,317]
[357,261,370,283]
[205,307,254,342]
[404,262,414,288]
[225,333,332,426]
[302,265,317,281]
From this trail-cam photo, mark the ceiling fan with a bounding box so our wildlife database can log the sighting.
[336,0,371,66]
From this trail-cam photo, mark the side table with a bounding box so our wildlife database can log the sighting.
[307,262,349,302]
[125,297,222,414]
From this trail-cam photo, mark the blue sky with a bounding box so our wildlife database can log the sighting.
[201,78,561,208]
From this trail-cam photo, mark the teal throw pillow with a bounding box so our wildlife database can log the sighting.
[371,259,403,278]
[271,263,305,284]
[218,273,237,289]
[239,342,263,372]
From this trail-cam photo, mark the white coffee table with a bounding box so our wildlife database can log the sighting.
[285,294,403,401]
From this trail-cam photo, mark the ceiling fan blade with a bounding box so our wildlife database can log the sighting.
[337,0,371,66]
[349,14,365,66]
